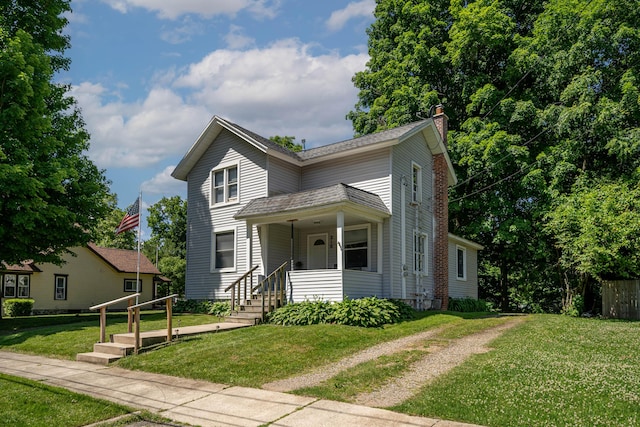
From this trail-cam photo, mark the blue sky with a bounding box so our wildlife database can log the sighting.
[59,0,375,236]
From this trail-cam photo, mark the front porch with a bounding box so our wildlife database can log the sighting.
[288,269,383,302]
[234,183,390,303]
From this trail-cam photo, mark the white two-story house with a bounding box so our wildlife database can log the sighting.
[172,108,481,310]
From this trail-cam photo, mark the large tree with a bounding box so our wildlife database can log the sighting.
[350,0,640,311]
[143,196,187,296]
[0,0,110,266]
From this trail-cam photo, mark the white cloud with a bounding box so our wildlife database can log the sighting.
[101,0,279,20]
[74,38,368,171]
[326,0,375,32]
[224,25,255,49]
[160,17,205,44]
[73,82,211,168]
[174,38,369,146]
[141,166,187,195]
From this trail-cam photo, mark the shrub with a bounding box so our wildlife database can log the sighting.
[173,299,213,314]
[208,301,231,317]
[3,299,34,317]
[268,297,415,328]
[448,297,490,312]
[268,299,333,326]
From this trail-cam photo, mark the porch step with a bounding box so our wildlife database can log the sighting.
[93,341,135,356]
[76,351,123,365]
[225,313,263,325]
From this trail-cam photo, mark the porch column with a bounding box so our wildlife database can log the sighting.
[377,221,383,273]
[246,222,253,272]
[336,211,344,270]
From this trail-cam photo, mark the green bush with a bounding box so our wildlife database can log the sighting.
[208,301,231,317]
[448,297,490,312]
[173,299,213,314]
[3,299,34,317]
[268,297,415,328]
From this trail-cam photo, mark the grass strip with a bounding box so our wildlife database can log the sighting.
[393,315,640,427]
[0,373,131,427]
[0,313,218,359]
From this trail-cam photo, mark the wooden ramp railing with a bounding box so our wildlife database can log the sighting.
[89,293,141,343]
[225,265,259,312]
[128,294,178,354]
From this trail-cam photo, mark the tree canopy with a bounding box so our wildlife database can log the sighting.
[0,0,110,266]
[351,0,640,312]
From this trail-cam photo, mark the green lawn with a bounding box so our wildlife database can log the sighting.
[394,315,640,427]
[0,312,219,359]
[0,373,131,427]
[2,312,637,427]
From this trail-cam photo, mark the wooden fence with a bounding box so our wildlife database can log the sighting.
[602,280,640,320]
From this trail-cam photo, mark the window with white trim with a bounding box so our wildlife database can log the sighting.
[212,229,236,271]
[3,274,17,297]
[124,279,141,292]
[411,162,422,204]
[413,231,428,275]
[457,245,467,280]
[54,275,67,300]
[211,164,238,206]
[344,225,370,270]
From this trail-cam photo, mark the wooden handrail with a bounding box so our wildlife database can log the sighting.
[253,261,288,321]
[89,293,141,343]
[225,265,259,312]
[127,294,178,354]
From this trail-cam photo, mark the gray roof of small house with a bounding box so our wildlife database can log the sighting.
[234,183,391,219]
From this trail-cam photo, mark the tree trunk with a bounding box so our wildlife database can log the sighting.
[500,261,509,312]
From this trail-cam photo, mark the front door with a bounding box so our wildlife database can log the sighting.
[307,233,328,269]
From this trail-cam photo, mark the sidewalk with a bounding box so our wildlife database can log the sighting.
[0,350,482,427]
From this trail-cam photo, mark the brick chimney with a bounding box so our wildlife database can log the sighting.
[432,105,449,310]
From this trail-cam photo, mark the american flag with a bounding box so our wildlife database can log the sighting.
[115,198,140,235]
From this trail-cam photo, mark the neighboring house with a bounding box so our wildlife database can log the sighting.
[172,108,482,309]
[1,243,161,314]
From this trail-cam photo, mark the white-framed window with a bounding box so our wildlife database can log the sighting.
[344,224,371,270]
[17,275,30,297]
[124,279,141,292]
[413,231,428,275]
[3,274,17,297]
[211,163,239,206]
[457,245,467,281]
[54,275,67,300]
[411,162,422,204]
[212,228,236,272]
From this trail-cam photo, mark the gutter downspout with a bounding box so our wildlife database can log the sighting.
[400,175,407,299]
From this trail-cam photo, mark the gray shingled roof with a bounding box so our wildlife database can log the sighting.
[297,120,427,161]
[223,118,427,162]
[234,183,390,219]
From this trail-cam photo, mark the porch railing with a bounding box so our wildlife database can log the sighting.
[89,293,141,343]
[127,294,178,354]
[252,261,288,320]
[224,265,259,312]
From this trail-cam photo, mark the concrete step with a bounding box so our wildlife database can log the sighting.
[76,351,122,365]
[225,313,262,325]
[112,333,168,347]
[93,342,134,356]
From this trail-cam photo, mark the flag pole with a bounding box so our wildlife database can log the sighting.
[136,192,142,304]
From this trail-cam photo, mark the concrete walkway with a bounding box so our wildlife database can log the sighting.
[0,350,483,427]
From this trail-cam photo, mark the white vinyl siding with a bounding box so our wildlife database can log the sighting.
[448,239,479,299]
[390,133,434,299]
[185,129,267,300]
[267,156,300,195]
[301,148,391,209]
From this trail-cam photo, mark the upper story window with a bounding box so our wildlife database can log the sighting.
[457,245,467,281]
[211,163,238,206]
[411,162,422,204]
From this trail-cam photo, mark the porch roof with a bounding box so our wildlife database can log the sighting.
[234,183,390,223]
